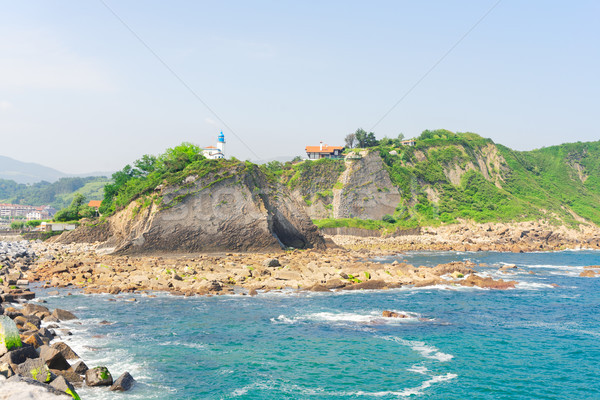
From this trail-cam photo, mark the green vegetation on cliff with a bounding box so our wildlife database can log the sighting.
[287,129,600,229]
[99,143,244,215]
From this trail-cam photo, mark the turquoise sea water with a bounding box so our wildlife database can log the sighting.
[36,250,600,399]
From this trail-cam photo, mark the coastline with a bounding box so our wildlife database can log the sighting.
[3,224,600,398]
[27,220,600,297]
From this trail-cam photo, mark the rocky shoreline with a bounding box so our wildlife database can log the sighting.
[331,221,600,253]
[0,241,134,399]
[2,220,599,398]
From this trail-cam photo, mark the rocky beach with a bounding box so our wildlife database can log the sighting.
[0,240,134,399]
[2,220,600,398]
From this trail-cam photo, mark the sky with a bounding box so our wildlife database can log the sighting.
[0,0,598,174]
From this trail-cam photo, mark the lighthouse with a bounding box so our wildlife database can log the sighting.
[217,131,225,157]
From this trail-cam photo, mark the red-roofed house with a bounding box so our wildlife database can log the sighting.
[305,142,345,160]
[88,200,102,209]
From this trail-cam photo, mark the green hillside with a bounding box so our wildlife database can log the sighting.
[0,176,110,209]
[279,130,600,229]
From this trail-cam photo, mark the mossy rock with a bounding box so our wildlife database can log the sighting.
[0,315,22,355]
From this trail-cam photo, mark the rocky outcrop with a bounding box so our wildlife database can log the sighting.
[333,151,400,220]
[57,163,325,254]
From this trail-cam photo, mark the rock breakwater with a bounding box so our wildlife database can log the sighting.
[0,241,134,398]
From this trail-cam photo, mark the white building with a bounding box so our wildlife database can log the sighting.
[26,211,42,221]
[203,131,226,159]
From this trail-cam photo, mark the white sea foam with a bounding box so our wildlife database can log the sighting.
[352,373,458,397]
[230,372,457,398]
[515,281,557,290]
[406,364,429,374]
[271,310,423,326]
[381,335,454,362]
[522,264,584,271]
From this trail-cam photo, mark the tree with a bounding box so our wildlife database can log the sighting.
[354,128,378,148]
[10,221,24,230]
[54,193,87,222]
[26,220,42,228]
[345,133,356,149]
[160,142,203,173]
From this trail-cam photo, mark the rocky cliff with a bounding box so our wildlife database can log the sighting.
[284,134,600,228]
[58,162,325,254]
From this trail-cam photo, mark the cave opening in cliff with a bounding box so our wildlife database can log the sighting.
[271,216,308,249]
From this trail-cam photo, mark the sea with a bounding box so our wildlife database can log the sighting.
[34,250,600,400]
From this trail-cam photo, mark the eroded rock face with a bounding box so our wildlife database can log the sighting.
[333,152,401,220]
[59,164,325,254]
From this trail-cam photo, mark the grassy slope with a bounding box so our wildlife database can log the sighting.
[289,134,600,229]
[0,176,109,209]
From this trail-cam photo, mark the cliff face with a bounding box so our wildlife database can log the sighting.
[332,151,401,219]
[286,137,600,227]
[59,163,325,254]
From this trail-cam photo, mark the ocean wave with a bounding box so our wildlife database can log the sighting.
[521,264,584,271]
[380,335,454,362]
[229,372,457,398]
[515,281,557,290]
[352,373,458,397]
[271,310,423,326]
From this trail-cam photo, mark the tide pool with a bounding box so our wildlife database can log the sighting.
[36,250,600,399]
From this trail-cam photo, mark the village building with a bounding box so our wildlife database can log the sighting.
[305,142,345,160]
[203,131,226,159]
[88,200,102,209]
[0,203,55,220]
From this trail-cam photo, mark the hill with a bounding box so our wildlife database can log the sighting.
[0,155,68,184]
[274,130,600,231]
[0,176,110,209]
[57,143,324,253]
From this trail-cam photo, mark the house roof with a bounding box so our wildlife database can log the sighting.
[88,200,102,208]
[305,145,344,153]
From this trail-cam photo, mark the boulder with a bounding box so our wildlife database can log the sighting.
[460,275,517,290]
[17,358,55,383]
[0,344,38,366]
[50,375,81,400]
[23,333,45,349]
[40,345,71,371]
[0,316,22,356]
[51,342,79,360]
[307,284,331,292]
[85,366,113,386]
[68,360,88,375]
[263,258,281,267]
[342,280,387,291]
[51,369,83,386]
[5,375,71,399]
[382,310,408,318]
[51,309,78,321]
[0,361,14,378]
[22,303,50,316]
[274,270,302,281]
[110,371,136,391]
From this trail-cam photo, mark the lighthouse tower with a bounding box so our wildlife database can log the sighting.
[217,131,225,157]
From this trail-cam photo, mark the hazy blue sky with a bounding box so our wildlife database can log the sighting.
[1,1,598,173]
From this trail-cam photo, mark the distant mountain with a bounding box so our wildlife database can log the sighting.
[0,155,113,184]
[0,155,68,184]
